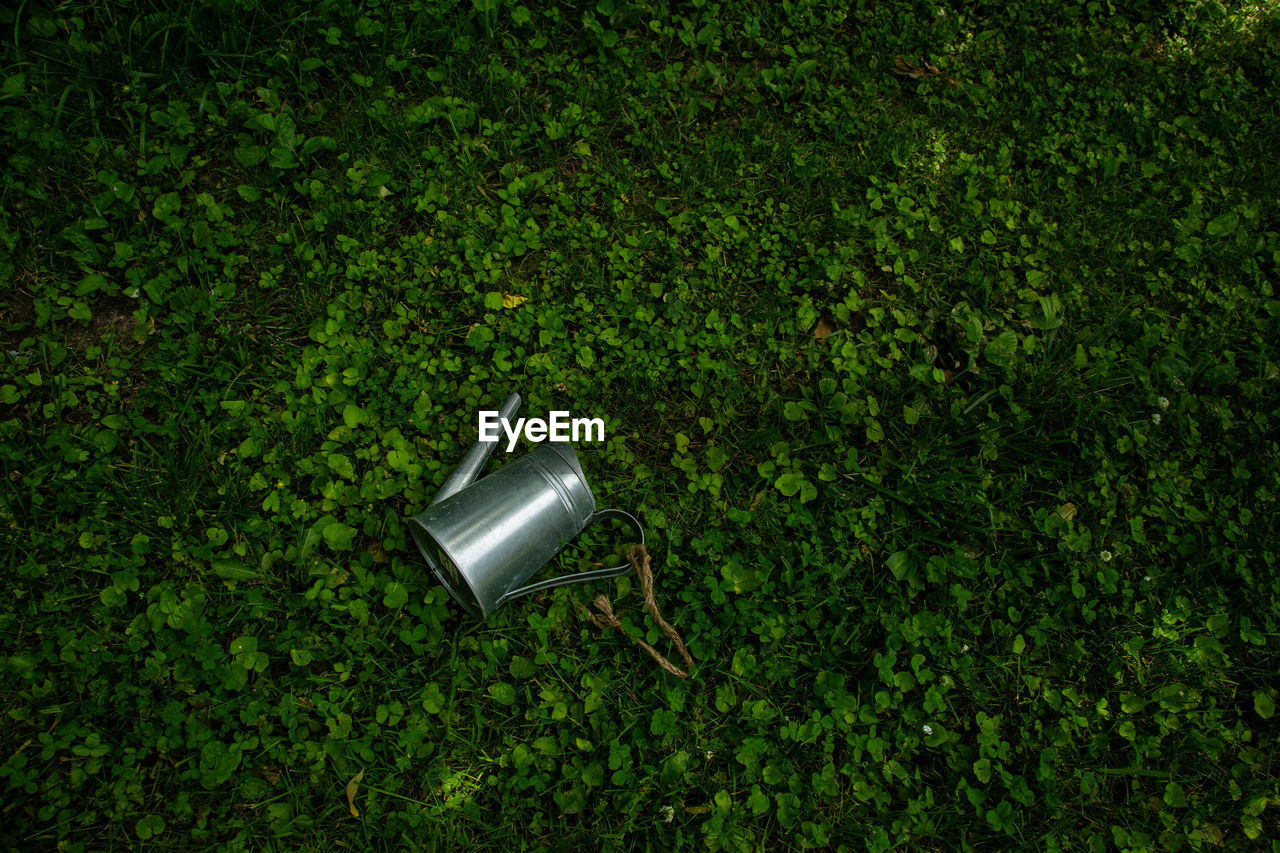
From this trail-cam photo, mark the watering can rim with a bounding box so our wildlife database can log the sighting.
[543,442,588,492]
[408,521,485,618]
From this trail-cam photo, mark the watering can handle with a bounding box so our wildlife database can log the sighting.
[498,509,645,605]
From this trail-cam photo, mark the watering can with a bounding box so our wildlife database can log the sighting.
[407,392,644,619]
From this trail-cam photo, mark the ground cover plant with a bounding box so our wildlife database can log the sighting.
[2,0,1279,849]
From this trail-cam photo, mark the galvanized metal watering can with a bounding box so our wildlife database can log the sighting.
[408,393,644,619]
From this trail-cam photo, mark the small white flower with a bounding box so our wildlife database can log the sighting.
[1144,575,1152,582]
[922,724,933,735]
[658,804,674,824]
[961,644,970,653]
[703,749,714,761]
[1152,413,1162,425]
[1100,550,1113,562]
[1158,396,1170,409]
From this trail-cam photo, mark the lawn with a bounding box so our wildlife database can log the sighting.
[2,0,1279,850]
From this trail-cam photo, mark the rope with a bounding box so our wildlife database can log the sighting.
[584,544,694,678]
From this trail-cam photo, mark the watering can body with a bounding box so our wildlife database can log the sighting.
[407,393,642,619]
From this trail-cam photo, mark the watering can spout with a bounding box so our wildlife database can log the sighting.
[430,392,521,506]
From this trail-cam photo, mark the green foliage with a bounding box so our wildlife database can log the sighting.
[2,0,1279,850]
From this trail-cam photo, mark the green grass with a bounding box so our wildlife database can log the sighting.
[2,0,1279,849]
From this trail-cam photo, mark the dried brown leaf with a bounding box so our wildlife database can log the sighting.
[891,56,944,80]
[813,318,834,341]
[345,769,365,818]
